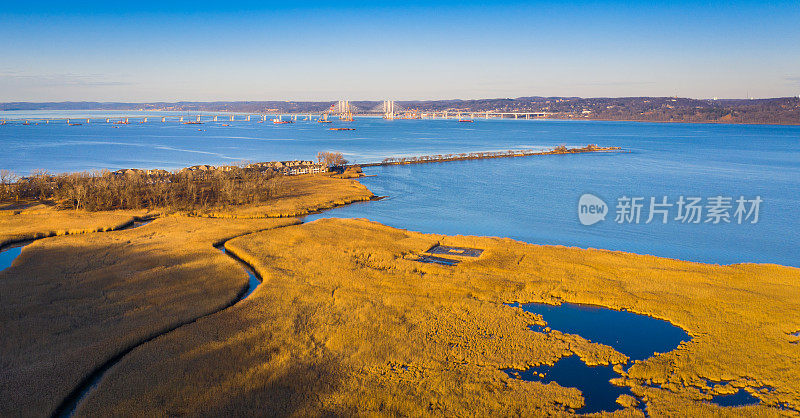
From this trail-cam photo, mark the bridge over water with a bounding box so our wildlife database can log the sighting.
[0,100,551,124]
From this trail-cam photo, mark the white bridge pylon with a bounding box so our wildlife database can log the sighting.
[325,100,358,116]
[365,100,406,119]
[383,100,396,119]
[325,100,406,119]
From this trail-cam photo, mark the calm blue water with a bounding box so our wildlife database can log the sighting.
[517,302,689,362]
[0,245,24,271]
[711,389,760,407]
[217,247,260,299]
[3,111,799,266]
[305,122,800,266]
[506,356,632,414]
[505,302,689,413]
[0,111,556,174]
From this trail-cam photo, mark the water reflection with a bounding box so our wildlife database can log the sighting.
[518,302,690,361]
[506,356,632,414]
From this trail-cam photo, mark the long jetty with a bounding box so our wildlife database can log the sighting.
[359,145,624,168]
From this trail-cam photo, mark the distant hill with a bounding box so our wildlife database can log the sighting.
[2,97,799,125]
[396,96,800,125]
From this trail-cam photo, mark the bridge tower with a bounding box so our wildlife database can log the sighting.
[383,100,396,119]
[338,100,354,121]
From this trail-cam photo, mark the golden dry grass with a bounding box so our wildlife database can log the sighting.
[75,219,800,416]
[0,203,150,248]
[185,174,373,218]
[0,175,373,417]
[0,215,299,417]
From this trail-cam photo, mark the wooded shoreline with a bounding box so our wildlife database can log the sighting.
[0,145,621,211]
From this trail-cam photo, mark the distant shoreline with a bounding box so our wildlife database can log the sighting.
[548,117,800,127]
[3,95,798,126]
[2,110,797,126]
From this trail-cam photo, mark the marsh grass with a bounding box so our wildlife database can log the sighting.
[78,219,800,416]
[0,204,150,249]
[0,216,300,417]
[0,176,373,417]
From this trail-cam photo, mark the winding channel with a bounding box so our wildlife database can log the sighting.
[0,215,265,417]
[50,231,265,417]
[0,240,31,271]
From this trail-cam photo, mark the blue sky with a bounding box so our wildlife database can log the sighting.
[1,1,798,101]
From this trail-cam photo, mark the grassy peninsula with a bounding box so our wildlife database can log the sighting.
[74,219,800,416]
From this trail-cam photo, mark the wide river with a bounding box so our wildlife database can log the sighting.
[2,111,799,266]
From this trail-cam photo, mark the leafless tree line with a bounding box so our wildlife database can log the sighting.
[0,166,283,211]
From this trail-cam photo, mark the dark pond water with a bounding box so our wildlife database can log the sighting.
[505,301,691,413]
[518,302,690,361]
[506,355,632,414]
[711,389,760,407]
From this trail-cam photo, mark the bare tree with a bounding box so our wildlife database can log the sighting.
[317,151,349,167]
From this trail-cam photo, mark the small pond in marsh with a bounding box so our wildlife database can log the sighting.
[711,389,760,407]
[518,302,690,362]
[506,301,691,413]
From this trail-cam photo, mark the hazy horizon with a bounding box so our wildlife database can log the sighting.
[2,1,799,102]
[2,95,799,105]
